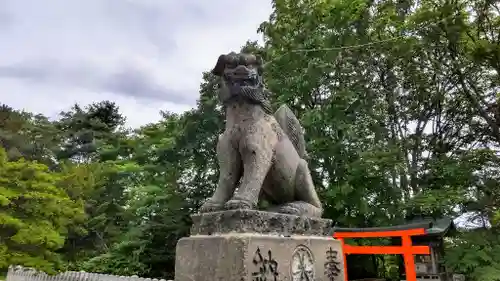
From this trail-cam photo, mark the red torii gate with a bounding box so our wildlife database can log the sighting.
[332,222,432,281]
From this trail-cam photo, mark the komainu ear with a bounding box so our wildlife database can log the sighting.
[256,55,264,75]
[255,55,263,66]
[211,54,227,76]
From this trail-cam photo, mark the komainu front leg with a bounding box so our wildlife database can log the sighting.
[225,140,274,210]
[200,134,241,213]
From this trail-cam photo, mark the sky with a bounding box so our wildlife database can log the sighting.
[0,0,272,128]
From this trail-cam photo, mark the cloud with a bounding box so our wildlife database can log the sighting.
[0,0,272,127]
[0,11,12,27]
[0,60,193,105]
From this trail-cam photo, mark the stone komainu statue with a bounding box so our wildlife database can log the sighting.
[199,52,322,218]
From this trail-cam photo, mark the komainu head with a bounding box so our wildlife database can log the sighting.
[211,52,271,111]
[211,52,264,89]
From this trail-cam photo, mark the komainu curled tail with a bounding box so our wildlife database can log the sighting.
[271,104,322,218]
[274,104,308,160]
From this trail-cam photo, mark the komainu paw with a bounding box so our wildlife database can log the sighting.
[224,198,255,210]
[200,200,225,213]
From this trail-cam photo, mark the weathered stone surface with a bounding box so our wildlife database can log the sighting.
[175,233,345,281]
[191,210,334,236]
[198,52,324,218]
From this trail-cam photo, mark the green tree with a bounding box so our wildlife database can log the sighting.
[445,229,500,281]
[0,104,59,166]
[81,113,190,279]
[55,101,126,163]
[0,147,84,273]
[258,0,500,278]
[54,102,132,266]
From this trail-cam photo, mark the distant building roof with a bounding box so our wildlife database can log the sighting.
[407,217,456,237]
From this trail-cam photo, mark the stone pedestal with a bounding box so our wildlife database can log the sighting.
[175,210,345,281]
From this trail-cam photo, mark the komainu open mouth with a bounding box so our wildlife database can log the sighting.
[226,75,259,87]
[224,65,260,88]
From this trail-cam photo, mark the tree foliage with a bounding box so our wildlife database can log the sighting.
[0,147,84,273]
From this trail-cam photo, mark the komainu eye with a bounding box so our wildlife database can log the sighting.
[239,55,247,65]
[246,54,257,65]
[225,55,237,68]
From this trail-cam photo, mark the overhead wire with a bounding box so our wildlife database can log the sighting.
[262,36,407,68]
[261,12,463,68]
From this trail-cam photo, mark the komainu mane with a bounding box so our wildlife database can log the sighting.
[199,52,322,218]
